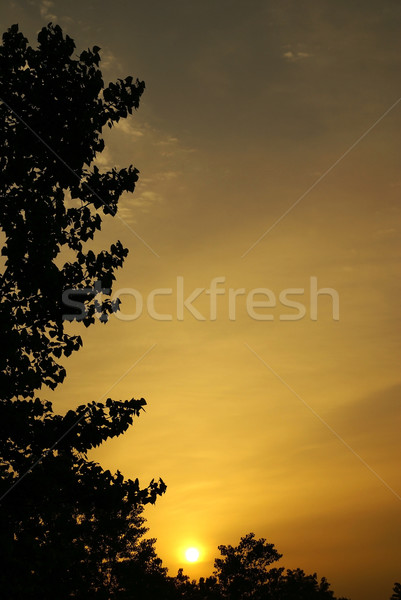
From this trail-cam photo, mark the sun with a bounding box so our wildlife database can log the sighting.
[185,547,200,563]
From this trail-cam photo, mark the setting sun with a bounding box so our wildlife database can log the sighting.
[185,547,200,563]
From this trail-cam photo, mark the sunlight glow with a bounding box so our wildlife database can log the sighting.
[185,547,200,563]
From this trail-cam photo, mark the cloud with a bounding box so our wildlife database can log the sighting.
[343,383,401,428]
[115,116,196,158]
[93,146,114,172]
[59,15,74,25]
[118,187,163,223]
[373,227,397,238]
[283,50,312,62]
[325,383,401,462]
[39,0,57,21]
[100,49,123,72]
[156,171,179,181]
[155,136,179,146]
[115,119,144,138]
[154,134,196,158]
[132,189,163,210]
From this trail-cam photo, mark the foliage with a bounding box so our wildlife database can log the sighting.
[171,569,222,600]
[0,22,142,400]
[166,533,350,600]
[214,532,282,599]
[264,567,350,600]
[391,583,401,600]
[0,22,165,599]
[211,533,349,600]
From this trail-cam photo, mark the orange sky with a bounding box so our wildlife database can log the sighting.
[2,1,401,598]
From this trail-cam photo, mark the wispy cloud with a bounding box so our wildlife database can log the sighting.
[119,188,162,223]
[373,227,397,238]
[156,171,179,181]
[155,136,179,146]
[283,50,312,62]
[93,146,114,172]
[39,0,57,21]
[115,118,145,138]
[100,49,123,72]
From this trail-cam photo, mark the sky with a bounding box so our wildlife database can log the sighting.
[1,1,401,598]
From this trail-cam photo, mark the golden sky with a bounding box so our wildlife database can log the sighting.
[2,1,401,598]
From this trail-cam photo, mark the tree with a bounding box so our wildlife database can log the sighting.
[391,583,401,600]
[213,532,282,599]
[0,23,165,598]
[0,398,167,598]
[0,22,142,400]
[171,569,223,600]
[212,533,350,600]
[265,568,349,600]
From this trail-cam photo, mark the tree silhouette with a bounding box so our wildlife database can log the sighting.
[0,23,165,598]
[0,22,142,400]
[171,569,222,600]
[265,567,350,600]
[391,583,401,600]
[213,532,282,599]
[211,533,349,600]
